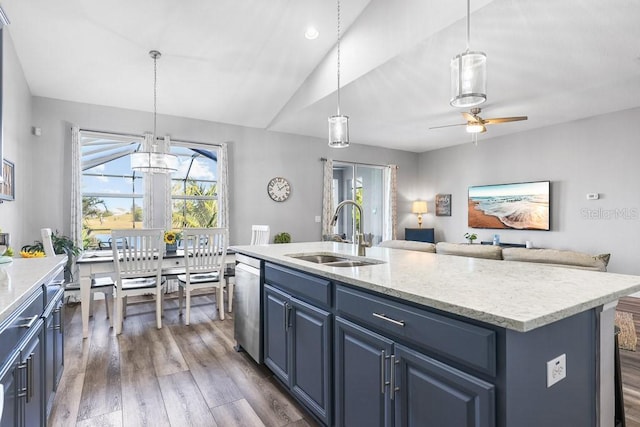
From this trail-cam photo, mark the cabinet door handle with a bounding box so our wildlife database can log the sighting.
[27,353,34,402]
[283,302,288,331]
[381,350,391,394]
[390,355,396,401]
[17,362,28,398]
[18,315,39,329]
[286,303,292,330]
[372,312,405,327]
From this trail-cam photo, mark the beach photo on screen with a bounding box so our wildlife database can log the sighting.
[468,181,550,230]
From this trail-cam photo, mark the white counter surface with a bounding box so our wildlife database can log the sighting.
[231,242,640,332]
[0,256,67,325]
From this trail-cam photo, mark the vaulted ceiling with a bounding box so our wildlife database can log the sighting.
[3,0,640,152]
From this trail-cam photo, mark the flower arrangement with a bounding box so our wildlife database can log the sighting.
[464,232,478,244]
[20,250,45,258]
[164,230,181,245]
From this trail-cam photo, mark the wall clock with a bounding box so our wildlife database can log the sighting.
[267,177,291,202]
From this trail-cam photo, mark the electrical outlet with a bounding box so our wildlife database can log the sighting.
[546,354,566,387]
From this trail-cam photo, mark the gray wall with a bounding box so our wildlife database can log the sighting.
[0,29,33,249]
[417,107,640,275]
[22,96,420,249]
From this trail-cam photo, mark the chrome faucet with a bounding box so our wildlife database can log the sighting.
[330,200,369,256]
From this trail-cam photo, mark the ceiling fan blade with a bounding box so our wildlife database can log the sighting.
[483,116,528,125]
[429,123,466,130]
[462,112,478,122]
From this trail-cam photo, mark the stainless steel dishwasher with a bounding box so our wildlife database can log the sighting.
[234,253,262,363]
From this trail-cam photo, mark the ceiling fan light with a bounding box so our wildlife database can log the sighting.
[466,123,485,133]
[450,51,487,108]
[328,115,350,148]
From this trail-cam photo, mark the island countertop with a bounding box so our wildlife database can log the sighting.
[231,241,640,332]
[0,255,67,325]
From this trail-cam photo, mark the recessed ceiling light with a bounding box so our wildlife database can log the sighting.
[305,26,319,40]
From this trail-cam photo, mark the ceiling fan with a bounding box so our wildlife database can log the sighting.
[430,107,528,143]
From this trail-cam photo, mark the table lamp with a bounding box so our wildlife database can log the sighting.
[411,201,428,228]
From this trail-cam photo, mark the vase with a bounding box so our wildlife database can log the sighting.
[165,243,177,253]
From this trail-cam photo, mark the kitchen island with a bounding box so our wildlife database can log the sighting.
[232,241,640,427]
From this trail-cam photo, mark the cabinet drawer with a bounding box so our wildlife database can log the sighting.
[336,285,496,376]
[265,263,331,307]
[0,287,44,366]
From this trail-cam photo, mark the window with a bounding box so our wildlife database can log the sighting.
[332,162,385,245]
[169,142,220,229]
[79,130,225,250]
[81,132,145,249]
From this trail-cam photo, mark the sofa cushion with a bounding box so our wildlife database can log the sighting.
[378,240,436,253]
[501,248,610,272]
[435,242,503,260]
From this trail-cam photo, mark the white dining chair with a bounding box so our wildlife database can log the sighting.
[177,228,228,324]
[111,228,165,334]
[250,225,270,245]
[41,228,114,324]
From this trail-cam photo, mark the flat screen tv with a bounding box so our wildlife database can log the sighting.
[468,181,550,230]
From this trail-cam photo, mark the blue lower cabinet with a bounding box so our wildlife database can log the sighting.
[335,317,393,427]
[393,344,495,427]
[263,284,332,426]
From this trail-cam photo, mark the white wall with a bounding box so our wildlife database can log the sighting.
[418,107,640,275]
[25,97,420,248]
[0,29,33,250]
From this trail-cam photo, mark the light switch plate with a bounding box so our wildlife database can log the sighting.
[314,215,321,223]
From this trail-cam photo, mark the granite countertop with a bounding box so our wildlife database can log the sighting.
[231,241,640,332]
[0,255,67,325]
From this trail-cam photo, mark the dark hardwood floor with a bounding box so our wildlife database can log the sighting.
[617,297,640,427]
[50,294,640,427]
[49,294,319,427]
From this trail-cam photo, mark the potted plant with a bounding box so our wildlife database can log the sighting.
[464,232,478,244]
[22,230,82,281]
[273,232,291,244]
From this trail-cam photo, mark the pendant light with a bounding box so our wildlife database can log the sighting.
[450,0,487,108]
[131,50,178,173]
[328,0,349,148]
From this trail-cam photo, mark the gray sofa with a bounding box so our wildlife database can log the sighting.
[378,240,610,271]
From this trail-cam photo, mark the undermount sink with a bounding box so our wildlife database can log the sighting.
[287,252,384,267]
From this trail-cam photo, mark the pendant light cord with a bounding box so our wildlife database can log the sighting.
[153,52,158,148]
[465,0,470,52]
[336,0,341,115]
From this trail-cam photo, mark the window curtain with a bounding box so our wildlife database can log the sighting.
[163,135,173,230]
[71,126,82,251]
[321,158,334,239]
[218,143,229,230]
[383,164,398,241]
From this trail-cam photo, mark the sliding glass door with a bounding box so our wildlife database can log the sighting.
[332,162,385,245]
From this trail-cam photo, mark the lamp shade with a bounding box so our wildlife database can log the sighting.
[411,201,428,214]
[328,115,350,148]
[450,50,487,108]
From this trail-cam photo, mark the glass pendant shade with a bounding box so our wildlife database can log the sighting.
[131,150,178,174]
[328,114,350,148]
[450,50,487,108]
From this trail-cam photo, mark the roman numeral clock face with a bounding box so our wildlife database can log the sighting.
[267,177,291,202]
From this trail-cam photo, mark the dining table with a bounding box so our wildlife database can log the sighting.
[76,249,236,338]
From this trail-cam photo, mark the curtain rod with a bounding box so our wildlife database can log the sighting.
[320,157,396,169]
[79,128,222,147]
[79,128,143,139]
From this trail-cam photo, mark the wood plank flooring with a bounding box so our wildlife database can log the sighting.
[617,297,640,427]
[49,294,319,427]
[49,294,640,427]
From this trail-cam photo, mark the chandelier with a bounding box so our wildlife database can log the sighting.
[131,50,178,173]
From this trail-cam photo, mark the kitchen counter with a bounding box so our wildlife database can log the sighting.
[231,241,640,332]
[0,255,67,325]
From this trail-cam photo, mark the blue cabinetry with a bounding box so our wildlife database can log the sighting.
[263,265,332,426]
